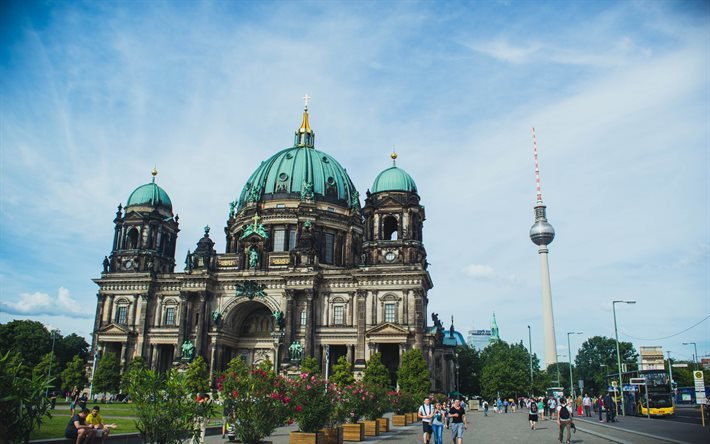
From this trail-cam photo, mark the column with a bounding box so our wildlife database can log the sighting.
[194,293,207,357]
[304,290,315,357]
[355,290,366,367]
[413,289,424,350]
[209,342,217,386]
[106,296,115,324]
[177,293,189,356]
[93,294,105,332]
[283,290,295,363]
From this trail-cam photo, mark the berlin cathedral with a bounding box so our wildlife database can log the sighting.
[91,103,459,391]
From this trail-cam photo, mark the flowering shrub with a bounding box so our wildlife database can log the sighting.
[363,384,388,420]
[388,390,417,415]
[217,360,290,444]
[334,381,377,423]
[289,373,336,433]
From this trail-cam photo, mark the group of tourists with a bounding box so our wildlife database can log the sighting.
[418,396,469,444]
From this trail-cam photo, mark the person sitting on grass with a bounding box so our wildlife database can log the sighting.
[86,406,117,444]
[65,408,95,444]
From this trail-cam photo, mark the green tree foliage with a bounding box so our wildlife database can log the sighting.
[667,360,710,387]
[185,356,210,394]
[61,355,88,392]
[299,355,320,377]
[330,355,354,386]
[362,352,391,389]
[397,349,430,398]
[0,320,51,368]
[126,367,205,444]
[32,352,59,391]
[480,341,534,399]
[455,346,481,396]
[574,336,637,395]
[92,352,121,393]
[56,333,89,366]
[0,351,53,443]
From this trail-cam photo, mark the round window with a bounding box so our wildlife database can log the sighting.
[279,173,289,181]
[322,156,330,163]
[327,177,335,185]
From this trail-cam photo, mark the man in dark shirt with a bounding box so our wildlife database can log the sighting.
[65,408,95,444]
[448,399,468,444]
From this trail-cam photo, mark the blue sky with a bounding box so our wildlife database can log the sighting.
[1,0,708,365]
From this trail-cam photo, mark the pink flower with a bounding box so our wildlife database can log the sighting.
[295,405,303,412]
[306,385,312,390]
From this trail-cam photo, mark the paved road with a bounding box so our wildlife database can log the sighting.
[665,406,705,425]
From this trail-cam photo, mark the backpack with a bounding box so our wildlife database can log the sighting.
[530,402,538,413]
[559,406,570,420]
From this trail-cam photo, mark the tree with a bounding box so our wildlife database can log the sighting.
[455,346,481,396]
[574,336,637,395]
[56,333,89,367]
[0,320,51,369]
[61,355,88,392]
[479,341,532,399]
[121,356,147,393]
[32,352,60,391]
[0,351,53,443]
[185,356,210,394]
[126,367,205,444]
[92,352,121,393]
[397,349,430,397]
[362,352,390,389]
[299,355,320,377]
[330,355,354,386]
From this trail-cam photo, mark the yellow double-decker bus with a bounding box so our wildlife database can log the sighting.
[637,370,675,417]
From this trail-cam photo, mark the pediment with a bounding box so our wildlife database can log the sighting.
[366,323,410,337]
[98,323,129,335]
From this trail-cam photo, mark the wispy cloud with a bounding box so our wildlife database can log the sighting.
[0,287,92,318]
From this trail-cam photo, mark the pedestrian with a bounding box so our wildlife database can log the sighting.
[557,397,574,444]
[583,394,592,417]
[576,395,583,416]
[538,397,545,421]
[50,392,57,410]
[548,396,557,420]
[597,395,604,422]
[496,398,502,414]
[70,388,79,415]
[603,393,614,423]
[482,400,488,416]
[503,399,509,413]
[542,395,549,420]
[528,397,539,430]
[431,402,445,444]
[448,399,467,444]
[418,396,434,444]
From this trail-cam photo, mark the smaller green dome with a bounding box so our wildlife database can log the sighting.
[371,166,418,194]
[126,179,173,211]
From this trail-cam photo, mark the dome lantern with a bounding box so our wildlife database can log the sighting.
[294,94,315,148]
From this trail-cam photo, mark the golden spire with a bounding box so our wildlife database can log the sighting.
[295,94,315,147]
[298,94,311,133]
[151,166,158,182]
[391,149,398,166]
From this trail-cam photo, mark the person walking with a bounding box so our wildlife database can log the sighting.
[482,400,489,416]
[503,399,509,413]
[448,399,467,444]
[597,395,604,422]
[418,397,434,444]
[538,397,545,421]
[548,396,558,420]
[583,394,592,417]
[528,397,539,430]
[557,398,574,444]
[431,402,445,444]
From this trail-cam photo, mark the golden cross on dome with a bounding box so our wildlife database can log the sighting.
[303,94,311,110]
[252,212,261,228]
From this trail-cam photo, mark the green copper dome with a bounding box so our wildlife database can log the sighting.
[126,175,173,211]
[238,146,360,209]
[371,166,418,194]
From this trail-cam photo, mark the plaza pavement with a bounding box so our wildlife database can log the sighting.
[204,409,690,444]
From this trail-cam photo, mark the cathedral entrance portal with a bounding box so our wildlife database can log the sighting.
[225,301,276,367]
[378,343,399,389]
[327,345,347,375]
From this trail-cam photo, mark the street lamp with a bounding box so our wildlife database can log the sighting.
[567,331,582,398]
[682,342,698,370]
[528,325,533,393]
[46,329,61,396]
[613,300,636,416]
[89,348,100,399]
[666,351,675,398]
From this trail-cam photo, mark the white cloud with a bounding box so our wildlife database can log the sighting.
[0,287,92,318]
[463,264,496,279]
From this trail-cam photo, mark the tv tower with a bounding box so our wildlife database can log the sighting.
[529,128,558,369]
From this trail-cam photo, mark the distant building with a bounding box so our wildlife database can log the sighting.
[639,346,665,371]
[467,329,491,351]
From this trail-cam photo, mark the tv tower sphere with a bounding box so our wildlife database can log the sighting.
[530,206,555,246]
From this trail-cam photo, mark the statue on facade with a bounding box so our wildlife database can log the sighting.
[248,247,259,269]
[181,340,195,361]
[185,250,193,271]
[272,310,284,330]
[211,310,222,327]
[229,200,237,217]
[102,256,110,273]
[288,341,303,362]
[300,180,314,202]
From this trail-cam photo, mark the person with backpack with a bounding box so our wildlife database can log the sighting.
[418,397,434,444]
[528,397,539,430]
[548,396,558,420]
[557,397,574,444]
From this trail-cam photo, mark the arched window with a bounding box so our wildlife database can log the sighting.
[383,216,398,240]
[126,228,139,249]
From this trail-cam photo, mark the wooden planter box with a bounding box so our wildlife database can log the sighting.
[290,431,326,444]
[407,412,417,423]
[391,414,408,426]
[319,428,343,444]
[376,418,389,433]
[341,423,364,442]
[361,420,379,437]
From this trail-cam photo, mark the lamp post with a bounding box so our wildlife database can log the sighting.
[613,300,636,416]
[666,351,675,401]
[324,344,330,382]
[46,329,60,396]
[89,348,100,399]
[682,342,698,370]
[528,325,533,393]
[567,331,582,398]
